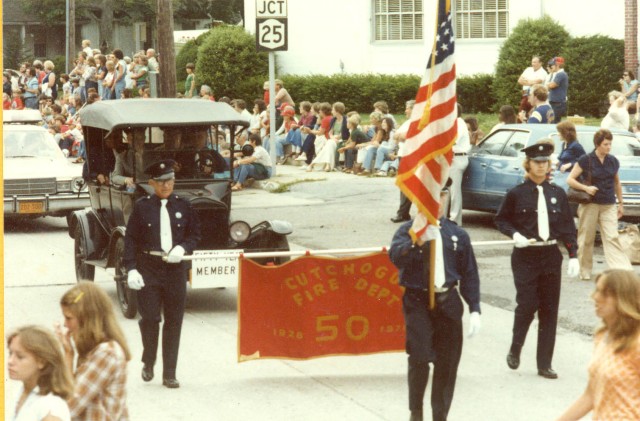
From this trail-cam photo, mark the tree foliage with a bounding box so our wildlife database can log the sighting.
[174,0,243,24]
[196,26,269,100]
[3,29,34,70]
[175,31,212,81]
[493,16,570,110]
[563,36,625,117]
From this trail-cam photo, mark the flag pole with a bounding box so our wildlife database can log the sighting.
[429,239,436,310]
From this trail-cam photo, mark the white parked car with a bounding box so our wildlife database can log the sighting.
[3,120,89,224]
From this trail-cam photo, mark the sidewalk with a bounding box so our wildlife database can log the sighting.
[252,162,373,192]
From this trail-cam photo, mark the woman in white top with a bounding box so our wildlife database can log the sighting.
[601,91,630,131]
[8,325,73,421]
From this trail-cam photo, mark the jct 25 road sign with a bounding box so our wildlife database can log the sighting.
[256,0,288,51]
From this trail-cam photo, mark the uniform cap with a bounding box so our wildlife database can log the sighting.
[145,159,176,180]
[521,143,554,161]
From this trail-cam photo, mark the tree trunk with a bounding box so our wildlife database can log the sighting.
[157,0,177,98]
[98,0,114,53]
[69,0,76,58]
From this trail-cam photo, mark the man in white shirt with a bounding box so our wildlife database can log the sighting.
[518,56,548,116]
[449,104,470,226]
[391,100,416,223]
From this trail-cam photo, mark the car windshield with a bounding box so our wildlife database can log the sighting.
[550,132,640,157]
[4,130,62,159]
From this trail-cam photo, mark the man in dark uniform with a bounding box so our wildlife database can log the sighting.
[389,181,481,421]
[495,141,579,380]
[124,159,201,389]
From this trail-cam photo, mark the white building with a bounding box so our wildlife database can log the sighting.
[244,0,633,76]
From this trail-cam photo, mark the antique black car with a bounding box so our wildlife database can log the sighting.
[70,99,292,318]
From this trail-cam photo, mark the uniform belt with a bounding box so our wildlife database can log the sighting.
[454,152,467,156]
[528,239,557,247]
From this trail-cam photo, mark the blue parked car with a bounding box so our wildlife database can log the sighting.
[462,124,640,221]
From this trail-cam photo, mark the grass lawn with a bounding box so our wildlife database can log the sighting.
[372,113,604,137]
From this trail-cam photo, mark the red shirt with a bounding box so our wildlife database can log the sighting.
[264,90,269,104]
[320,116,332,137]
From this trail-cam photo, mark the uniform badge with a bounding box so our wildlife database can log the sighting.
[175,212,182,219]
[160,163,165,169]
[551,197,557,204]
[538,145,543,151]
[451,235,458,251]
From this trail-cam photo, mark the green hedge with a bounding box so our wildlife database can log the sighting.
[196,25,269,101]
[564,36,624,117]
[493,16,570,111]
[457,74,495,113]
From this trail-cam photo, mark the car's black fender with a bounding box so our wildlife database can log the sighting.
[241,220,292,252]
[69,209,110,261]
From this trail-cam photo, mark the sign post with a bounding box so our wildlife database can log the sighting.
[256,0,288,175]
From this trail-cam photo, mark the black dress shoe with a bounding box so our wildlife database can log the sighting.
[506,352,520,370]
[409,409,423,421]
[538,368,558,379]
[391,215,411,223]
[141,364,154,382]
[163,378,180,388]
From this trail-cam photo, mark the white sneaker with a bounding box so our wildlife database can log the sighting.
[300,165,308,170]
[295,153,307,161]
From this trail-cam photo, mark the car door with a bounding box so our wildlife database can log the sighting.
[485,130,530,210]
[463,130,512,212]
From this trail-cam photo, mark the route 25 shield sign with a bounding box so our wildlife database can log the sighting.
[255,0,288,51]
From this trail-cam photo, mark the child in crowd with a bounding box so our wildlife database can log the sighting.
[3,92,12,110]
[55,282,131,420]
[11,89,24,109]
[7,325,74,421]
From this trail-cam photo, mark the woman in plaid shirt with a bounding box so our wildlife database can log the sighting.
[56,283,131,421]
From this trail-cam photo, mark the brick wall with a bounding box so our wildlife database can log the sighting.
[625,0,639,74]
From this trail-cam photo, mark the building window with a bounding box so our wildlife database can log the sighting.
[455,0,508,39]
[374,0,423,41]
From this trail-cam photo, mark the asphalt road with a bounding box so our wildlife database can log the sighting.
[4,171,634,420]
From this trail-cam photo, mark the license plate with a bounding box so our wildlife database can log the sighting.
[19,201,44,214]
[190,250,242,289]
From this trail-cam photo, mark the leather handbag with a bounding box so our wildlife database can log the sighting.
[567,156,592,204]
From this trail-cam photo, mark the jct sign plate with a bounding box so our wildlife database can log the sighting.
[238,252,405,361]
[256,0,288,51]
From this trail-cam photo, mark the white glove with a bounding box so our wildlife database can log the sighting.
[468,312,481,338]
[127,269,145,290]
[166,245,186,264]
[567,258,580,278]
[513,232,532,248]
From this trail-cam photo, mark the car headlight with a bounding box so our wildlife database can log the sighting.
[72,177,87,193]
[56,179,72,192]
[229,221,251,243]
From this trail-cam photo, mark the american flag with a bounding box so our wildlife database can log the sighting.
[396,0,457,242]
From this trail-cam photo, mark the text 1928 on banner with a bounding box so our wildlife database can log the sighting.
[238,252,405,361]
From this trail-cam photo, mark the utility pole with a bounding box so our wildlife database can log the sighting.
[156,0,177,98]
[69,0,76,69]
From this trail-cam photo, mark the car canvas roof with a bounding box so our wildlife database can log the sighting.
[78,98,250,131]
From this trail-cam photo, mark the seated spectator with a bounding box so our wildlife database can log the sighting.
[465,117,484,145]
[272,105,299,164]
[373,100,397,128]
[298,102,320,165]
[329,102,350,169]
[340,114,367,173]
[378,99,415,177]
[489,105,517,133]
[556,120,586,173]
[361,116,394,175]
[353,111,383,174]
[305,102,334,172]
[251,99,268,139]
[232,133,272,191]
[601,90,630,131]
[200,85,215,101]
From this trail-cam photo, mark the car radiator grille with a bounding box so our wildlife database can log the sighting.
[4,178,57,196]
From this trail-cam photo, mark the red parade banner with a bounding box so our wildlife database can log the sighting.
[238,252,406,362]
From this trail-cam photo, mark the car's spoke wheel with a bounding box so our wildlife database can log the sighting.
[114,238,138,319]
[74,225,95,282]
